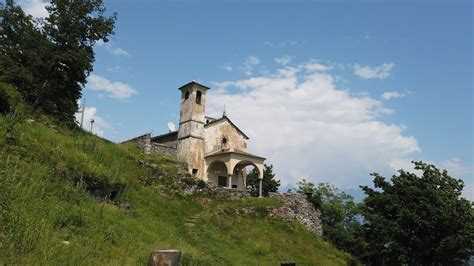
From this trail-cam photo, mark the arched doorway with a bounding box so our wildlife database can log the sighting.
[206,160,228,187]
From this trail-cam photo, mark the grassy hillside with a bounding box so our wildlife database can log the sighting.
[0,110,355,265]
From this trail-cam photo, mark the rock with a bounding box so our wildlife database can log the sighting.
[118,202,132,209]
[148,250,181,266]
[268,192,322,236]
[199,198,213,208]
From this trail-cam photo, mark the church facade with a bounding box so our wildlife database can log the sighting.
[124,81,266,197]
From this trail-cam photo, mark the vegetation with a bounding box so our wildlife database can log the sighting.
[360,162,474,265]
[297,180,367,260]
[0,109,353,264]
[0,0,115,124]
[247,164,281,197]
[3,1,471,265]
[0,1,353,263]
[297,162,474,265]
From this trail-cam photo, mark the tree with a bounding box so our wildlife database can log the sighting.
[0,0,115,123]
[297,180,367,259]
[0,0,49,108]
[360,161,474,265]
[246,164,280,197]
[297,178,316,194]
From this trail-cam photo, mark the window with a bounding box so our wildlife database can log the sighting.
[196,91,202,104]
[192,169,198,175]
[218,176,227,187]
[221,137,228,149]
[184,91,190,100]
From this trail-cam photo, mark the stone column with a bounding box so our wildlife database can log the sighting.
[259,178,263,197]
[228,174,232,188]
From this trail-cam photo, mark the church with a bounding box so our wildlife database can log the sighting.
[124,81,266,197]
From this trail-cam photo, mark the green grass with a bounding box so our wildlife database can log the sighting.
[0,113,355,265]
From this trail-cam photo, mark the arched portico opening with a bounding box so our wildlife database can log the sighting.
[232,161,261,190]
[206,160,228,187]
[204,149,265,196]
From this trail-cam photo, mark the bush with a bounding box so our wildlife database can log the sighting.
[197,179,207,189]
[0,90,10,114]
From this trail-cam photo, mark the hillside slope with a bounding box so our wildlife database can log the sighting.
[0,112,355,265]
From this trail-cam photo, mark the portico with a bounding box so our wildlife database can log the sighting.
[204,148,265,197]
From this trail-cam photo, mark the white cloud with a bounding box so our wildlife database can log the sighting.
[96,40,109,47]
[18,0,48,18]
[86,74,138,99]
[243,56,260,75]
[441,158,473,178]
[462,184,474,201]
[95,40,130,57]
[354,63,395,80]
[75,105,110,137]
[303,61,332,72]
[274,55,293,66]
[207,60,420,189]
[382,91,404,100]
[223,65,233,72]
[113,48,131,56]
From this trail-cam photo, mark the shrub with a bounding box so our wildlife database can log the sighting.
[197,179,207,189]
[0,89,10,114]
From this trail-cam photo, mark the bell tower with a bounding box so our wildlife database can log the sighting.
[176,81,209,178]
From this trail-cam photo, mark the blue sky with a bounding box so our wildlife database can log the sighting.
[20,0,473,199]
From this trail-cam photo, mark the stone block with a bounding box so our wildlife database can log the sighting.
[148,249,181,266]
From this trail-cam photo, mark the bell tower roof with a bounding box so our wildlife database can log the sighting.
[178,80,210,91]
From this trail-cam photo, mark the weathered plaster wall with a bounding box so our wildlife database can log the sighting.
[176,83,208,178]
[179,86,206,125]
[204,120,247,154]
[178,122,205,139]
[206,161,227,184]
[177,137,206,178]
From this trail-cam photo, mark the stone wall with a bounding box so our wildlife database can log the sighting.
[204,183,251,200]
[122,134,152,154]
[122,133,177,157]
[268,192,322,236]
[151,143,177,157]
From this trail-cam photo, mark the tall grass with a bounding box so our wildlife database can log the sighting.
[0,115,354,265]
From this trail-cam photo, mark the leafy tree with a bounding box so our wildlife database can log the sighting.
[298,180,367,258]
[247,164,280,197]
[297,178,316,194]
[0,0,115,123]
[360,161,474,265]
[0,0,49,108]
